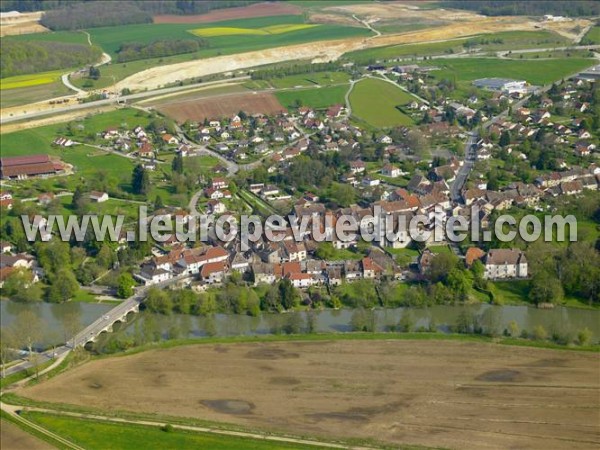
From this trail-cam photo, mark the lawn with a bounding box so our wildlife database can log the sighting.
[423,57,595,86]
[22,412,319,450]
[344,30,570,63]
[267,71,351,89]
[349,78,414,128]
[583,26,600,44]
[275,84,348,109]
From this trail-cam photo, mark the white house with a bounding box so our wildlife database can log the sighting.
[89,191,109,203]
[483,248,528,279]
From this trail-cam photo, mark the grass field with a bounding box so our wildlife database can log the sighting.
[0,70,65,90]
[8,30,90,45]
[345,30,570,63]
[275,84,348,109]
[349,78,414,128]
[22,412,317,450]
[21,339,600,449]
[86,15,367,57]
[424,57,596,86]
[583,26,600,44]
[0,81,71,108]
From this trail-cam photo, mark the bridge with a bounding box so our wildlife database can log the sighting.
[70,275,189,348]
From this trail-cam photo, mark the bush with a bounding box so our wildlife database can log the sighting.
[161,424,174,433]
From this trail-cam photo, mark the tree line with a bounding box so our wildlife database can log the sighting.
[116,39,208,63]
[443,1,599,17]
[250,62,344,80]
[1,40,101,78]
[4,1,261,29]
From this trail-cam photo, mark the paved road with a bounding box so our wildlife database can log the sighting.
[1,77,250,124]
[450,132,478,203]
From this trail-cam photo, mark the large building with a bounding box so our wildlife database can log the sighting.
[0,154,61,180]
[483,248,528,280]
[473,78,528,94]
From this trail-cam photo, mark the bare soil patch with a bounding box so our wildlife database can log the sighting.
[0,419,54,450]
[153,3,301,24]
[157,92,286,122]
[0,12,48,36]
[22,340,600,449]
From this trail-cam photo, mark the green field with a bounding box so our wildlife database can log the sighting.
[0,109,150,179]
[0,81,71,109]
[583,26,600,44]
[21,412,318,450]
[269,71,350,89]
[8,30,91,45]
[87,16,367,57]
[275,84,348,109]
[345,30,570,63]
[349,78,415,128]
[424,57,596,85]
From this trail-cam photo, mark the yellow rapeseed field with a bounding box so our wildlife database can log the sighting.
[1,70,63,90]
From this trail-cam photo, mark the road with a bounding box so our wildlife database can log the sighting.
[1,77,250,124]
[449,132,478,202]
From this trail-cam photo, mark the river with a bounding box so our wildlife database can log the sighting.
[1,301,598,346]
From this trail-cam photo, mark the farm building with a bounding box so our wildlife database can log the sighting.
[0,154,62,180]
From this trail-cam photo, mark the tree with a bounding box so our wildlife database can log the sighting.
[278,279,300,310]
[71,185,88,214]
[428,253,459,283]
[350,308,375,332]
[2,268,42,303]
[117,272,135,299]
[577,327,592,346]
[398,311,414,332]
[172,153,184,174]
[0,329,16,379]
[507,320,519,337]
[11,310,43,376]
[145,288,173,314]
[499,130,511,147]
[328,182,356,207]
[131,164,150,196]
[47,269,79,303]
[529,271,564,305]
[60,309,82,348]
[154,194,164,210]
[89,65,101,80]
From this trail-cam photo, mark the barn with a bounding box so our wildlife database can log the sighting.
[0,154,60,180]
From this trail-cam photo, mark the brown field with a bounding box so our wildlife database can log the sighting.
[22,340,600,449]
[157,92,286,122]
[0,11,48,36]
[153,2,301,24]
[0,419,54,450]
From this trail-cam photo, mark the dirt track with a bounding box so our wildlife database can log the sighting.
[22,340,600,450]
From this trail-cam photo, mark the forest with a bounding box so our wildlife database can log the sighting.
[444,0,600,17]
[116,39,208,63]
[1,40,102,78]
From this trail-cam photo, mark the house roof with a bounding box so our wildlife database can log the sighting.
[485,248,526,266]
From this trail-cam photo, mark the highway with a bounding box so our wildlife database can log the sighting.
[0,77,250,125]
